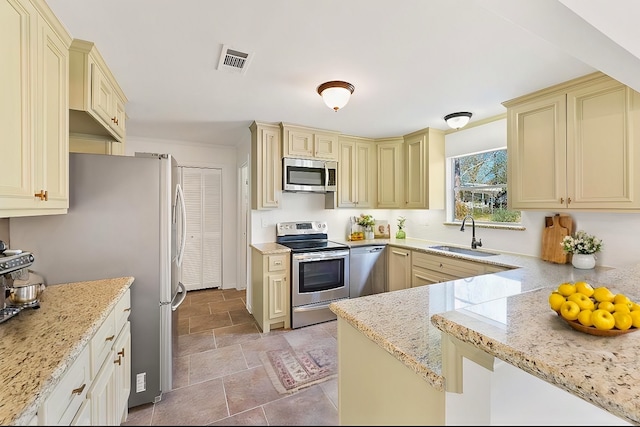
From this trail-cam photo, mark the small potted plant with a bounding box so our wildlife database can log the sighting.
[396,216,406,239]
[357,214,376,239]
[561,230,603,269]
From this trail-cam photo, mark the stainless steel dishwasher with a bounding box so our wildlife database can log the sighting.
[349,245,386,298]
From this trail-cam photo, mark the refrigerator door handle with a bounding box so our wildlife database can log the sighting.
[175,183,187,267]
[171,281,187,311]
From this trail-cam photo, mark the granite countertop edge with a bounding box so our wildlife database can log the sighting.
[3,276,134,426]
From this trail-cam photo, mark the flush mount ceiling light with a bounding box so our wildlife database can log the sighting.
[317,81,355,112]
[444,112,473,129]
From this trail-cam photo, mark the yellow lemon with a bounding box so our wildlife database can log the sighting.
[567,293,595,311]
[575,281,594,297]
[560,300,580,321]
[598,301,615,312]
[549,292,566,312]
[631,302,640,311]
[593,287,616,303]
[613,303,631,313]
[614,294,631,305]
[577,309,594,327]
[591,309,615,330]
[613,312,633,330]
[557,282,576,297]
[630,310,640,328]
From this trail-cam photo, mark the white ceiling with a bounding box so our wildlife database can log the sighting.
[46,0,640,146]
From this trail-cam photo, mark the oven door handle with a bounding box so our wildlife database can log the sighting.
[292,250,350,261]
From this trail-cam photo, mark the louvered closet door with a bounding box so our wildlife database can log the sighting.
[181,167,222,291]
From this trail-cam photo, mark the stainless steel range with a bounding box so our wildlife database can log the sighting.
[0,248,36,323]
[276,221,349,329]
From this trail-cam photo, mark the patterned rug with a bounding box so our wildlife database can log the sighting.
[260,346,337,394]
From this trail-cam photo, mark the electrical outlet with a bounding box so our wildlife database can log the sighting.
[136,373,146,393]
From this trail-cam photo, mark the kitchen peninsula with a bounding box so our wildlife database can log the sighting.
[329,238,636,425]
[0,277,133,426]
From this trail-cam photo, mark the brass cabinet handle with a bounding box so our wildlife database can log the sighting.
[114,355,122,365]
[111,116,119,125]
[72,383,86,395]
[106,335,115,342]
[117,348,125,357]
[123,307,131,312]
[567,197,572,204]
[34,190,48,201]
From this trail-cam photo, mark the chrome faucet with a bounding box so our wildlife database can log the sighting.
[460,215,482,249]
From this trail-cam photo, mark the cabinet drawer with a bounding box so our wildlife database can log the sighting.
[114,289,131,332]
[38,345,90,426]
[268,255,287,272]
[90,308,116,378]
[413,251,485,278]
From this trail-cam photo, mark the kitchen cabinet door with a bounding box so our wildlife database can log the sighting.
[0,0,71,217]
[250,121,281,209]
[404,128,445,209]
[281,123,339,161]
[336,136,376,208]
[376,138,404,208]
[505,72,640,211]
[387,246,411,292]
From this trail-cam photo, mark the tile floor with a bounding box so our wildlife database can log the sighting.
[121,288,339,426]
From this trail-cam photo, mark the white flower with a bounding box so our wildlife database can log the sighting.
[561,230,603,254]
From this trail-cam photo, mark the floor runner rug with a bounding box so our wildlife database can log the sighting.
[260,346,337,394]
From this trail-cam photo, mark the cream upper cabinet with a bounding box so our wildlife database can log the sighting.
[403,128,445,209]
[336,136,376,208]
[250,121,281,210]
[68,39,128,143]
[281,123,339,161]
[376,138,405,208]
[504,72,640,211]
[0,0,71,218]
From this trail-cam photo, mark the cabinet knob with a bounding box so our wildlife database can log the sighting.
[72,383,86,395]
[34,190,48,201]
[560,197,564,204]
[567,197,572,204]
[111,116,119,125]
[106,335,115,342]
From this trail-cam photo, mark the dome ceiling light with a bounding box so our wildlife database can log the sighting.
[317,81,355,112]
[444,112,473,129]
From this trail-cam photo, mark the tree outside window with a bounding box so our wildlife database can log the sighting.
[452,149,520,224]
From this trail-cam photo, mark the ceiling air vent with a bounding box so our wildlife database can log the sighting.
[217,44,253,75]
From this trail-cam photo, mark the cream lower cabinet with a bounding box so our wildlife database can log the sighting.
[411,251,510,287]
[504,72,640,211]
[37,289,131,426]
[0,0,71,218]
[250,121,281,210]
[387,246,411,292]
[251,249,290,332]
[337,318,445,425]
[335,136,376,208]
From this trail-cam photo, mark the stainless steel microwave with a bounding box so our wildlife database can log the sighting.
[283,158,337,193]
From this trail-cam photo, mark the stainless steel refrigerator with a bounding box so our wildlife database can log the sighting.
[9,152,187,408]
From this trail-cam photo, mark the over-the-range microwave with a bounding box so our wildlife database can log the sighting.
[283,157,337,193]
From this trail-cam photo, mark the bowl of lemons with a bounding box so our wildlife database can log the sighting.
[549,281,640,336]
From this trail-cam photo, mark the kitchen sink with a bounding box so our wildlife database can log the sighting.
[428,245,500,257]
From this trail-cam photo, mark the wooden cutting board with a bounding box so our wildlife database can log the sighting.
[541,214,574,264]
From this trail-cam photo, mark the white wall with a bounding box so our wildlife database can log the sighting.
[250,119,640,269]
[126,136,240,289]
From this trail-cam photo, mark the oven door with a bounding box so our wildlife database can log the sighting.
[291,249,349,328]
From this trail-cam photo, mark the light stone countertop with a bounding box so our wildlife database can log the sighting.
[0,276,134,426]
[250,242,291,255]
[329,238,631,420]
